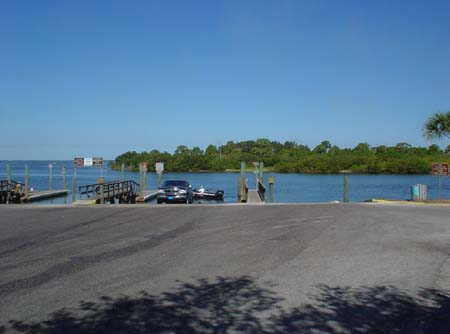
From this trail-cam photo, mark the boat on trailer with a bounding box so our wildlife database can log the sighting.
[193,186,224,200]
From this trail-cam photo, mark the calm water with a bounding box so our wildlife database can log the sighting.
[0,160,449,204]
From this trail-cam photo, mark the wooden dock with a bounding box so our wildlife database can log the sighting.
[79,180,140,204]
[1,180,70,204]
[246,190,265,204]
[76,181,158,204]
[24,190,69,202]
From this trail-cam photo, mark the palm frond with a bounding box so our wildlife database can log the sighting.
[423,111,450,140]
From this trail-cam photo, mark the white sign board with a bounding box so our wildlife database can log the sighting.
[84,157,93,167]
[155,162,164,174]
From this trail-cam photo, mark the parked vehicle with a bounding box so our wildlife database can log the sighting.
[193,186,224,201]
[157,180,193,204]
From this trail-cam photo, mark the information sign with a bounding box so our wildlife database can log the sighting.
[48,163,53,169]
[93,157,103,167]
[141,162,148,172]
[74,158,84,167]
[84,158,93,167]
[74,157,103,167]
[155,162,164,174]
[432,163,449,176]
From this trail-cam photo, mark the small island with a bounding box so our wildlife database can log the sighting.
[110,139,450,174]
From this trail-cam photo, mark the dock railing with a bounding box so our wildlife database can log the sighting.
[79,180,140,204]
[257,180,266,201]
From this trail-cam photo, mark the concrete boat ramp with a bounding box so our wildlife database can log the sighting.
[1,203,449,333]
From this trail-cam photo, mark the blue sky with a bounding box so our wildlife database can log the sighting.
[1,0,449,160]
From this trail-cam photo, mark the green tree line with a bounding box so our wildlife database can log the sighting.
[110,139,450,174]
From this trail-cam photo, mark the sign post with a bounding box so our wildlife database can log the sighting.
[61,165,66,190]
[431,163,449,199]
[141,162,148,193]
[155,162,164,187]
[49,163,53,191]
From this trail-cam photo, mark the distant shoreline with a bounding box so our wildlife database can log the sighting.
[109,166,434,176]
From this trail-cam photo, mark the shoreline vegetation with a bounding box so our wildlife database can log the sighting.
[110,139,450,175]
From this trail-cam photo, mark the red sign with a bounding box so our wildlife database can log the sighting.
[141,162,148,172]
[92,157,103,167]
[74,158,84,167]
[432,163,449,176]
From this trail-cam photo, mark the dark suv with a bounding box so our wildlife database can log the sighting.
[157,180,193,204]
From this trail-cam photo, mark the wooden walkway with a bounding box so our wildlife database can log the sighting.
[246,190,265,204]
[79,180,140,204]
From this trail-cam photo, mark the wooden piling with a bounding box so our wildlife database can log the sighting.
[238,162,247,202]
[72,168,77,203]
[343,175,349,203]
[6,164,11,196]
[139,164,143,198]
[62,166,66,190]
[6,164,11,184]
[49,164,53,191]
[25,164,29,200]
[100,183,104,204]
[268,176,275,203]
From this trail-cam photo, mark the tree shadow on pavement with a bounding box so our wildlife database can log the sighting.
[272,285,450,334]
[5,277,450,334]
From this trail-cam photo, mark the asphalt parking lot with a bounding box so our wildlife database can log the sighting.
[0,203,449,333]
